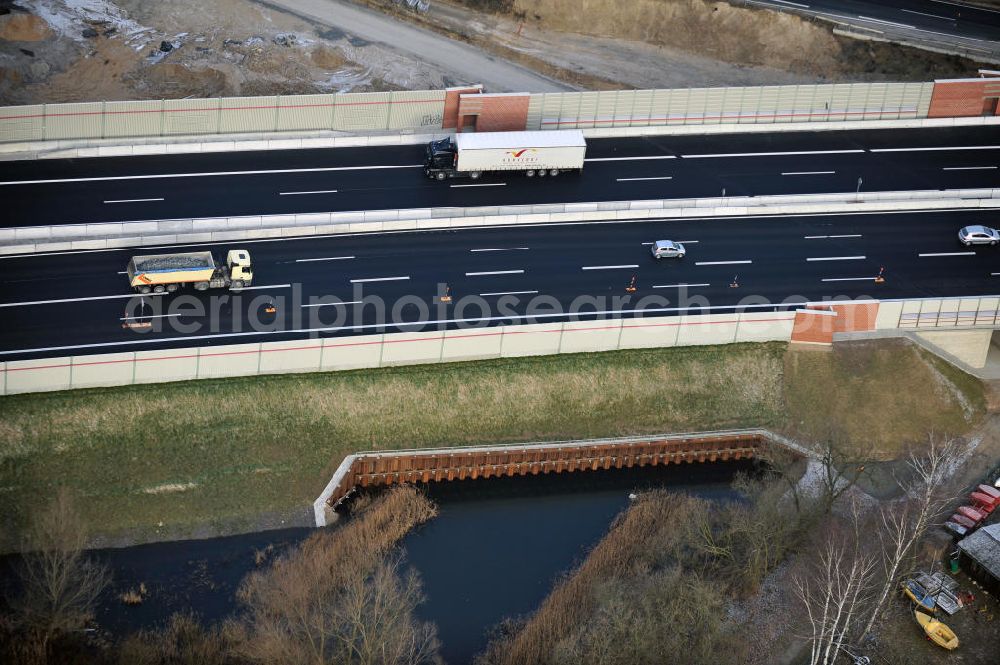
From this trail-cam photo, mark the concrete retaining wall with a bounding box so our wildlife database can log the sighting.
[0,310,796,396]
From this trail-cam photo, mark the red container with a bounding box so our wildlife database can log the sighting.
[970,492,997,513]
[978,484,1000,500]
[951,513,977,529]
[958,506,986,523]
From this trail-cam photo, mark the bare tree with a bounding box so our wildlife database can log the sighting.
[793,500,878,665]
[5,488,109,665]
[857,435,962,640]
[116,612,236,665]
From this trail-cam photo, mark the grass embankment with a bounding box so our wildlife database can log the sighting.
[0,340,985,550]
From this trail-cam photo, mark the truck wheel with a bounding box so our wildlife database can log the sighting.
[525,170,536,177]
[166,283,179,292]
[153,285,165,294]
[195,282,209,291]
[549,169,559,177]
[470,171,482,180]
[231,280,244,289]
[538,169,547,177]
[435,172,446,181]
[139,285,151,294]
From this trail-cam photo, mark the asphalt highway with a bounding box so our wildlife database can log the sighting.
[2,209,999,362]
[2,127,999,227]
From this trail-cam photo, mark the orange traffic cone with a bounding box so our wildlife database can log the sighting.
[874,266,885,284]
[625,274,637,294]
[729,274,740,289]
[437,284,453,304]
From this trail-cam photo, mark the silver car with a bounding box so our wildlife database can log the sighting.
[958,225,1000,246]
[650,240,686,259]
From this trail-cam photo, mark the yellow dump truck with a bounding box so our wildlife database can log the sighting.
[125,249,253,293]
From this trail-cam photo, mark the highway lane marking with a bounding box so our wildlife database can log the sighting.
[120,313,183,321]
[919,252,976,257]
[0,164,424,186]
[931,0,1000,13]
[465,270,525,276]
[450,183,507,188]
[349,276,410,283]
[857,15,915,29]
[768,0,809,8]
[782,171,835,176]
[0,293,168,307]
[695,260,752,266]
[900,8,950,20]
[943,166,997,171]
[581,264,639,270]
[295,256,356,262]
[822,277,876,282]
[871,146,1000,153]
[585,156,676,162]
[641,240,700,245]
[104,197,164,204]
[479,290,539,296]
[807,255,866,262]
[683,149,863,159]
[653,283,711,289]
[279,190,339,196]
[301,300,363,308]
[237,284,292,291]
[992,273,1000,276]
[0,301,828,356]
[470,247,530,252]
[616,176,673,182]
[804,234,862,239]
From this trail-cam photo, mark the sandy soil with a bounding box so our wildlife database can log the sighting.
[0,0,988,107]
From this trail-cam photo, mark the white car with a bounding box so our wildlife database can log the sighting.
[650,240,686,259]
[958,225,1000,246]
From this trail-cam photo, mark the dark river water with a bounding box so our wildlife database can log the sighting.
[1,460,754,664]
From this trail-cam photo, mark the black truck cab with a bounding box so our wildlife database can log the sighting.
[424,137,457,180]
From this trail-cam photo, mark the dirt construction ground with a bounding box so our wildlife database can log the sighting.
[0,0,988,105]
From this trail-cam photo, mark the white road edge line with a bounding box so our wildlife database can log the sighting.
[104,198,164,203]
[295,256,356,262]
[653,283,711,288]
[804,234,862,239]
[806,255,866,262]
[120,313,183,321]
[236,284,291,291]
[581,264,639,270]
[450,183,507,188]
[0,283,290,307]
[918,252,976,257]
[782,171,835,176]
[0,164,424,186]
[479,290,539,296]
[872,146,1000,153]
[931,0,1000,13]
[279,190,339,196]
[942,166,997,171]
[857,15,915,29]
[470,247,530,252]
[465,270,526,276]
[695,260,752,266]
[349,276,410,283]
[616,176,673,182]
[301,300,363,308]
[768,0,809,8]
[585,156,676,162]
[821,277,876,282]
[684,149,863,159]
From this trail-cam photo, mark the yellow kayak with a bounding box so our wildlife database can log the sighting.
[915,610,959,650]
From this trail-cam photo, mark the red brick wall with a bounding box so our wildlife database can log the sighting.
[928,79,1000,118]
[791,309,835,345]
[831,302,878,333]
[443,86,481,129]
[460,93,530,132]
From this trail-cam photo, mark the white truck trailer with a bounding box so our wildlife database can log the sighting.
[126,249,253,293]
[424,130,586,180]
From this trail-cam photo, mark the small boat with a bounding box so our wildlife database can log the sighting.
[978,484,1000,500]
[915,610,959,650]
[957,506,986,524]
[944,521,968,538]
[950,513,977,529]
[970,492,997,513]
[903,580,936,612]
